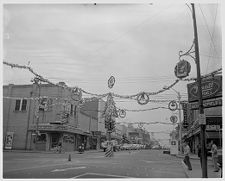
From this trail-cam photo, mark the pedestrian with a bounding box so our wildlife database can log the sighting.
[58,142,62,153]
[183,142,192,170]
[211,141,219,172]
[197,143,202,168]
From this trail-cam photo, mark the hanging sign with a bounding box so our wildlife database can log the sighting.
[199,113,206,125]
[174,60,191,79]
[168,100,178,111]
[4,132,14,149]
[137,92,149,105]
[170,115,178,124]
[108,76,115,89]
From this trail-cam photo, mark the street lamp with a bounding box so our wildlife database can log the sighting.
[163,86,182,155]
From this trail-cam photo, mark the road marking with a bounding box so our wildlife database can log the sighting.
[72,172,131,178]
[143,160,179,164]
[3,162,81,173]
[51,166,86,172]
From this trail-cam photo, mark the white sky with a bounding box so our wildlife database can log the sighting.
[2,2,222,146]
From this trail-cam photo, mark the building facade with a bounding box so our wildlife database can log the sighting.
[182,76,222,154]
[3,83,103,151]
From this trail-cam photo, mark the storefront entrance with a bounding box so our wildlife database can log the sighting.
[51,133,61,148]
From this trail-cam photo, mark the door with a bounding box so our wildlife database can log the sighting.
[51,133,61,148]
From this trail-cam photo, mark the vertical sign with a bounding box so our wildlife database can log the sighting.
[5,132,14,149]
[181,102,188,128]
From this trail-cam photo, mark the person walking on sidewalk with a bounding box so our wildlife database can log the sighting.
[183,142,192,170]
[211,141,219,172]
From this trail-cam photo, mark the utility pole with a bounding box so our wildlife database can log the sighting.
[177,92,182,154]
[191,3,207,178]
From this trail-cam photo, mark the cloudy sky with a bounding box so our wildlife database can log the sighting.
[3,2,222,146]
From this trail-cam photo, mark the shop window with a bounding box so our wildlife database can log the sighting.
[15,99,27,111]
[36,134,46,143]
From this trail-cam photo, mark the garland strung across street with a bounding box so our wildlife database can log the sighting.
[116,121,174,125]
[3,61,222,107]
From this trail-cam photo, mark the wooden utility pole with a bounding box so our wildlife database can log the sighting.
[191,3,207,178]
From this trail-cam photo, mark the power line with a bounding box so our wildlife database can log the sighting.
[198,4,220,72]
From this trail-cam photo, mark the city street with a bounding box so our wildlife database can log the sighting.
[3,150,187,178]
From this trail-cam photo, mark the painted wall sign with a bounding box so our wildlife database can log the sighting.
[188,98,222,110]
[187,76,222,102]
[5,132,14,150]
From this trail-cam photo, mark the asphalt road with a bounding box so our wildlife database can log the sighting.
[3,149,187,178]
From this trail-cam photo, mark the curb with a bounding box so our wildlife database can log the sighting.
[176,154,212,161]
[181,160,190,178]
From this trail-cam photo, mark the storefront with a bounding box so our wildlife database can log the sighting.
[29,124,84,151]
[184,76,222,154]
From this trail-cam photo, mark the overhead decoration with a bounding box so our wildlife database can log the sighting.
[117,121,173,125]
[118,109,126,118]
[174,60,191,79]
[3,61,221,105]
[108,76,115,89]
[170,115,178,124]
[71,87,82,101]
[168,100,178,111]
[102,93,118,118]
[137,92,149,105]
[138,122,144,129]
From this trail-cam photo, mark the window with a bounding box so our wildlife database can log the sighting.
[70,104,73,115]
[15,99,27,111]
[21,99,27,111]
[15,100,21,111]
[74,105,77,117]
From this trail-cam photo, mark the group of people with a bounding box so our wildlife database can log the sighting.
[183,140,220,172]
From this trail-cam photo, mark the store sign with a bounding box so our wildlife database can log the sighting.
[206,125,220,131]
[189,98,222,110]
[181,102,188,128]
[187,76,222,102]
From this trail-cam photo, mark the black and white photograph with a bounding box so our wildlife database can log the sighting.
[1,0,223,179]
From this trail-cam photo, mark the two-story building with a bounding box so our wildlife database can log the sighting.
[3,82,105,151]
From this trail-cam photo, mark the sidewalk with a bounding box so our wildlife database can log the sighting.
[3,149,103,154]
[177,154,221,178]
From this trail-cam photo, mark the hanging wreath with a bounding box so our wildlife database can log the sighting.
[108,76,115,89]
[71,87,82,101]
[137,92,149,105]
[118,109,126,118]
